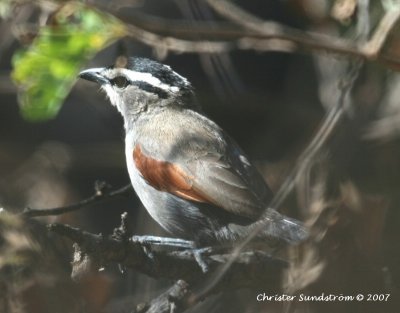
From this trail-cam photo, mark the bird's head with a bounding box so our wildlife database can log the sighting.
[79,57,196,118]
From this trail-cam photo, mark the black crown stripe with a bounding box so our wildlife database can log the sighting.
[132,81,169,99]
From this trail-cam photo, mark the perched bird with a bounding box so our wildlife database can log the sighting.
[79,57,307,247]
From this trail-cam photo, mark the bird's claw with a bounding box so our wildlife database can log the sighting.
[193,247,214,273]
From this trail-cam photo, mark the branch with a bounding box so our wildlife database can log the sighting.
[48,210,286,313]
[206,0,359,56]
[48,222,286,292]
[133,280,194,313]
[82,1,296,54]
[24,1,400,62]
[124,21,296,54]
[125,23,235,54]
[117,11,262,40]
[21,182,133,218]
[88,0,400,66]
[207,0,400,65]
[362,6,400,58]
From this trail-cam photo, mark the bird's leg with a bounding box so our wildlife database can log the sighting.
[131,235,195,249]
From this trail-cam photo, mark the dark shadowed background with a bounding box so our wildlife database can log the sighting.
[1,1,399,313]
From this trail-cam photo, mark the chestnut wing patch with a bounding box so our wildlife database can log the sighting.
[133,144,209,203]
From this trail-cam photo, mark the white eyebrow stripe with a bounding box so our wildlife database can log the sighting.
[80,67,105,75]
[118,69,180,93]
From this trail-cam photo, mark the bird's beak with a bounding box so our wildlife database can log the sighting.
[78,68,109,85]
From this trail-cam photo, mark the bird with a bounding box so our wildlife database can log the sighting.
[78,57,307,248]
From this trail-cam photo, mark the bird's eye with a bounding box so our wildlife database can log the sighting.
[111,76,129,88]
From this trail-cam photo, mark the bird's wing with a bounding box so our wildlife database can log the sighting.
[133,135,272,220]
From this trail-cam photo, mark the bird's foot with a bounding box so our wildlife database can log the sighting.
[192,247,214,273]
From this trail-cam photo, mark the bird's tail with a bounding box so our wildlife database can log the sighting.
[224,209,308,246]
[254,208,308,244]
[225,209,307,246]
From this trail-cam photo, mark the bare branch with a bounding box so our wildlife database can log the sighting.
[95,0,400,66]
[125,23,234,54]
[117,11,261,40]
[133,280,194,313]
[48,209,286,313]
[362,7,400,59]
[206,0,362,56]
[18,1,400,62]
[207,0,400,66]
[48,222,286,291]
[21,183,133,218]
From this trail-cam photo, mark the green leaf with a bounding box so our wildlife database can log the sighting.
[11,2,126,122]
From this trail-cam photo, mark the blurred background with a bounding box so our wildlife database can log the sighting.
[0,0,399,312]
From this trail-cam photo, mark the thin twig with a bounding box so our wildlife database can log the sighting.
[21,183,132,218]
[19,1,400,63]
[207,0,400,65]
[206,0,363,56]
[84,0,400,62]
[117,10,265,40]
[124,22,296,54]
[87,1,295,54]
[120,0,400,65]
[125,24,234,54]
[362,7,400,58]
